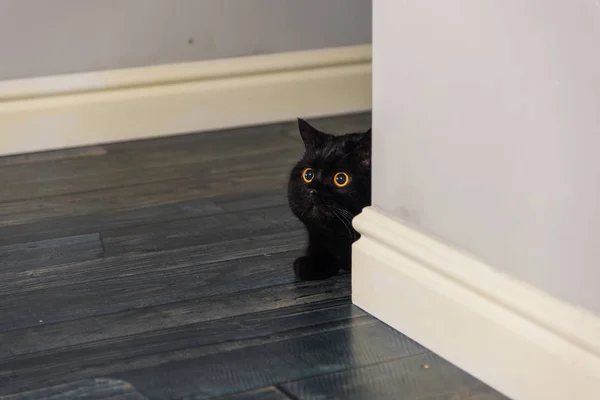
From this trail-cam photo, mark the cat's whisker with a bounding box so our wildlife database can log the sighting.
[333,209,356,239]
[338,209,360,240]
[337,208,355,221]
[333,211,352,237]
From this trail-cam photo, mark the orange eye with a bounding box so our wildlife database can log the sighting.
[333,172,350,187]
[302,168,315,183]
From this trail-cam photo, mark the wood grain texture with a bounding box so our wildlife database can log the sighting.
[281,352,509,400]
[203,387,290,400]
[0,191,289,247]
[0,230,305,297]
[0,278,352,359]
[0,250,303,331]
[0,379,146,400]
[0,233,103,272]
[117,317,426,400]
[0,113,302,203]
[0,297,361,396]
[0,113,503,400]
[0,167,292,236]
[101,205,301,256]
[0,146,299,204]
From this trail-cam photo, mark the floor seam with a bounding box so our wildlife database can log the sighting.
[275,385,300,400]
[98,232,106,257]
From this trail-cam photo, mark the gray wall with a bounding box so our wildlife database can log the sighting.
[373,1,600,314]
[0,0,371,80]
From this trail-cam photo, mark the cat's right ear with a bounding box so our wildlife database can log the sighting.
[357,128,372,170]
[297,118,325,149]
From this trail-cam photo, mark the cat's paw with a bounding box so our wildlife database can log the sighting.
[293,256,340,281]
[293,256,314,281]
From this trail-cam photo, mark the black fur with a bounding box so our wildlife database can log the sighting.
[287,118,372,281]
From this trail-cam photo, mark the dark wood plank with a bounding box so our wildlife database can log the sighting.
[212,387,290,400]
[0,197,222,247]
[0,378,146,400]
[0,126,300,203]
[0,181,220,241]
[97,120,300,160]
[0,190,289,247]
[101,204,301,256]
[217,192,289,213]
[0,147,298,204]
[0,155,292,230]
[0,276,351,359]
[0,229,305,296]
[115,317,426,400]
[1,121,295,178]
[0,233,103,271]
[0,249,307,332]
[0,292,358,396]
[281,352,509,400]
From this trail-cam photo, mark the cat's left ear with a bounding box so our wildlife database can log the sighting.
[297,118,326,150]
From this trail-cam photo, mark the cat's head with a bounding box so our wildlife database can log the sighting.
[287,118,372,228]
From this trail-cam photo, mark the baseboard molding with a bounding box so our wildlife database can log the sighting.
[0,45,371,157]
[352,206,600,400]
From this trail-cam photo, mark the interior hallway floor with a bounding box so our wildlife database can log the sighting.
[0,113,507,400]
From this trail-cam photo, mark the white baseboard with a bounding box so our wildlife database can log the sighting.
[0,45,371,157]
[352,206,600,400]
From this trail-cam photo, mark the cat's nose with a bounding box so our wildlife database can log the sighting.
[307,189,318,197]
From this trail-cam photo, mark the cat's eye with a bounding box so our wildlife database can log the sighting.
[302,168,315,183]
[333,172,350,187]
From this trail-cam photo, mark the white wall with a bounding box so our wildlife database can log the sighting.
[0,0,371,80]
[373,1,600,314]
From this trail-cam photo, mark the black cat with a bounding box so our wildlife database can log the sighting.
[287,118,372,281]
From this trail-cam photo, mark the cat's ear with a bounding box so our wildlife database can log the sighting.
[297,118,326,149]
[357,129,372,169]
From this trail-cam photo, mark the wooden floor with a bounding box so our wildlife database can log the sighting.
[0,113,507,400]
